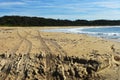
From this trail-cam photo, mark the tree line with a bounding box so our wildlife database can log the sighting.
[0,16,120,26]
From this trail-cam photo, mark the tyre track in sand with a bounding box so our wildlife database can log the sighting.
[7,30,68,80]
[2,30,32,80]
[45,38,67,59]
[1,30,31,80]
[21,30,53,80]
[15,31,32,80]
[36,31,53,80]
[17,31,32,54]
[9,30,31,54]
[15,55,30,80]
[37,31,52,55]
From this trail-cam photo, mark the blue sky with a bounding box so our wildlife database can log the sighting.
[0,0,120,20]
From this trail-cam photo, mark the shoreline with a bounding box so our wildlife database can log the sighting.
[41,26,120,42]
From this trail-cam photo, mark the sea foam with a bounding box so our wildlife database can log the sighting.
[42,26,120,42]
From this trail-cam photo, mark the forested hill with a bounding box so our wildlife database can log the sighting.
[0,16,120,26]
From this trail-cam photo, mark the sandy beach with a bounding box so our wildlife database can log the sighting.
[0,27,120,80]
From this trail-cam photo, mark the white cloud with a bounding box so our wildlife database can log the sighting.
[92,1,120,9]
[0,2,25,6]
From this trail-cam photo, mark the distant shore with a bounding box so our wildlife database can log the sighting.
[1,16,120,26]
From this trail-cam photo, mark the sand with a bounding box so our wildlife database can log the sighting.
[0,27,120,80]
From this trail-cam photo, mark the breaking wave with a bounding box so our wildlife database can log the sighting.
[42,26,120,41]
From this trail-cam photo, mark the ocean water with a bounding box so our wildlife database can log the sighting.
[42,26,120,41]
